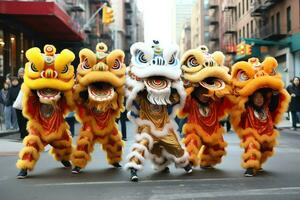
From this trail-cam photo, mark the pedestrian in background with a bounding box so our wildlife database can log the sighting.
[287,76,300,130]
[8,76,19,130]
[13,68,28,139]
[0,82,13,130]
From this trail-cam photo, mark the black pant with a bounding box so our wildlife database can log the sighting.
[291,111,299,128]
[118,111,127,139]
[66,117,76,137]
[15,109,28,139]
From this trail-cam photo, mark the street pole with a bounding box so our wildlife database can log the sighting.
[81,3,107,32]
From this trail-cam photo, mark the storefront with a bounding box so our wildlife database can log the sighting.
[0,0,85,83]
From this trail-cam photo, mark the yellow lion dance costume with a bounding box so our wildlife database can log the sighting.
[230,57,290,176]
[178,46,232,168]
[71,43,125,174]
[16,45,75,178]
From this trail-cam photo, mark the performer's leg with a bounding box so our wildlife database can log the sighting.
[200,139,227,168]
[50,130,73,167]
[183,125,202,167]
[241,135,261,177]
[102,126,123,167]
[260,140,276,168]
[124,132,153,182]
[159,131,192,173]
[71,128,95,173]
[16,131,45,178]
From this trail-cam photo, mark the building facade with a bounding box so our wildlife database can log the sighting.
[179,20,191,57]
[0,0,119,82]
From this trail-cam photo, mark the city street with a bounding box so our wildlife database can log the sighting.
[1,123,300,200]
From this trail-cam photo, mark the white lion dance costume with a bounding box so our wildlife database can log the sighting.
[16,45,75,178]
[71,43,125,174]
[124,40,192,182]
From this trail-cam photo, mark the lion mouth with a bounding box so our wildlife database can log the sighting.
[88,82,115,102]
[144,76,172,105]
[199,77,225,91]
[37,88,61,102]
[144,76,171,91]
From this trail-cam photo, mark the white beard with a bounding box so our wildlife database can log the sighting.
[145,85,171,105]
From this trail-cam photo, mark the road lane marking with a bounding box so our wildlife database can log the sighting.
[149,186,300,199]
[35,177,245,187]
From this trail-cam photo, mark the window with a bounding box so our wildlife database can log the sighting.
[239,29,242,41]
[243,26,245,38]
[242,0,245,15]
[271,15,275,33]
[287,6,291,32]
[251,20,254,36]
[9,34,17,75]
[247,23,249,38]
[276,12,280,34]
[238,3,241,18]
[246,0,249,11]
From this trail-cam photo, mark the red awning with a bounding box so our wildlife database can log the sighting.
[0,1,85,41]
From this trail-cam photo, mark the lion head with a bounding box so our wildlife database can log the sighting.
[74,43,125,113]
[127,40,184,106]
[181,46,231,98]
[231,57,283,97]
[24,44,75,104]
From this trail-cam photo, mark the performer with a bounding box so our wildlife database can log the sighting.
[230,57,290,176]
[178,46,232,168]
[16,45,75,178]
[71,43,125,174]
[124,40,192,182]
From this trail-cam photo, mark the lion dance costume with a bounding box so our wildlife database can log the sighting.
[124,40,192,182]
[230,57,290,176]
[71,43,125,174]
[16,45,75,178]
[178,46,232,168]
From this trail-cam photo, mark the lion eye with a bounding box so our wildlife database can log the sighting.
[112,59,121,70]
[81,58,90,70]
[186,56,198,67]
[30,63,38,72]
[136,50,147,64]
[237,70,249,81]
[61,64,69,74]
[169,55,175,65]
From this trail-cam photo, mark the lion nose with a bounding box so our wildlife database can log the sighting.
[93,63,108,71]
[42,69,57,78]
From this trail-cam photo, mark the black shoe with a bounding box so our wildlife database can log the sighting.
[200,165,213,169]
[130,168,138,182]
[244,168,255,177]
[112,163,122,168]
[122,138,127,141]
[61,160,72,168]
[184,164,193,174]
[162,166,170,173]
[17,169,28,179]
[72,166,81,174]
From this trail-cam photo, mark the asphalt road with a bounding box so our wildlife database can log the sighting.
[1,125,300,200]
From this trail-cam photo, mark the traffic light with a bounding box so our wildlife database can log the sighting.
[245,44,252,55]
[102,5,114,25]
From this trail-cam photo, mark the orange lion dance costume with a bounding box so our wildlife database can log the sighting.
[16,45,75,178]
[230,57,290,176]
[71,43,125,174]
[178,46,232,168]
